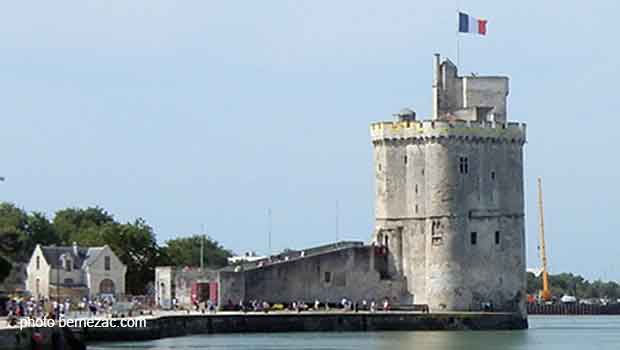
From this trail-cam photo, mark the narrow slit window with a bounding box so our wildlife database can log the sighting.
[459,157,469,174]
[470,232,477,245]
[495,231,500,245]
[404,155,408,164]
[324,271,332,283]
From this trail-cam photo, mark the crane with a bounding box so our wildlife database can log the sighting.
[537,177,552,302]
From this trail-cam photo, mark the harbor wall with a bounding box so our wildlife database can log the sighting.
[0,312,527,349]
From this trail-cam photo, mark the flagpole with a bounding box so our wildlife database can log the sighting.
[456,7,461,68]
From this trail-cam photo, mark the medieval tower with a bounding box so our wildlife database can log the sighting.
[370,54,527,313]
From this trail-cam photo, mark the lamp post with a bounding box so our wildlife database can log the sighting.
[57,257,61,302]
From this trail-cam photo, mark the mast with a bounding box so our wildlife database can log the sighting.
[537,177,551,300]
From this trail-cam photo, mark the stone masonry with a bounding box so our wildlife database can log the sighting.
[371,54,527,314]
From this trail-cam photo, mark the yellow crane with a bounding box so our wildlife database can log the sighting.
[537,177,552,302]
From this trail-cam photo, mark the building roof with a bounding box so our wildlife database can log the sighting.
[39,245,105,269]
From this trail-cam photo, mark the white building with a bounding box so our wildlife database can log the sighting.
[25,242,127,300]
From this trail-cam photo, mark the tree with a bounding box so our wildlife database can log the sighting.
[26,212,60,251]
[0,202,29,262]
[162,235,232,269]
[105,219,164,294]
[52,207,114,244]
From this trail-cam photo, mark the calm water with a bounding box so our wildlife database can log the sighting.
[91,316,620,350]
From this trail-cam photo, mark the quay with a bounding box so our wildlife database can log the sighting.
[0,311,527,349]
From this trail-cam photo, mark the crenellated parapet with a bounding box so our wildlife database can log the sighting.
[370,119,526,145]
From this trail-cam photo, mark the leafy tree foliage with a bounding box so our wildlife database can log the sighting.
[0,203,29,262]
[53,207,114,244]
[527,272,620,300]
[161,235,232,269]
[0,202,232,294]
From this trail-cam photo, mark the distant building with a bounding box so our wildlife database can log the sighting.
[154,266,218,309]
[26,242,127,300]
[227,252,266,265]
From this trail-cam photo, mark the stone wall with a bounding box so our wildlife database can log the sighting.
[84,245,126,298]
[25,247,51,299]
[222,246,410,305]
[371,55,527,315]
[155,267,218,307]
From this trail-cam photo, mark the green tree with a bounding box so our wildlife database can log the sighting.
[52,207,114,244]
[26,212,60,250]
[526,272,542,295]
[162,235,232,269]
[106,219,164,294]
[0,202,29,262]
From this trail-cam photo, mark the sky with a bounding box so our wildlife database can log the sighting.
[1,1,619,281]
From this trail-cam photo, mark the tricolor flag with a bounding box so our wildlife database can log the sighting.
[459,12,487,36]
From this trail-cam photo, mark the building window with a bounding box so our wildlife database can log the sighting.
[431,221,443,246]
[404,155,408,164]
[324,271,332,283]
[105,256,111,271]
[421,168,425,175]
[432,236,443,246]
[470,232,477,245]
[378,163,382,171]
[36,256,40,270]
[495,231,500,245]
[491,171,496,180]
[415,184,418,194]
[384,235,389,247]
[415,204,418,213]
[65,259,72,272]
[459,157,469,174]
[64,278,74,286]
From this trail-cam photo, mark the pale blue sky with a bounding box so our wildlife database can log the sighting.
[1,1,618,280]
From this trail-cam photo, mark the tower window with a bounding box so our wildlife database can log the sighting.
[36,256,40,270]
[415,184,418,194]
[459,157,469,174]
[415,204,418,213]
[105,256,111,271]
[324,271,332,283]
[491,171,496,180]
[404,155,408,164]
[470,232,477,245]
[495,231,500,245]
[378,164,382,171]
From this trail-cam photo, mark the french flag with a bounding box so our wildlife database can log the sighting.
[459,12,487,35]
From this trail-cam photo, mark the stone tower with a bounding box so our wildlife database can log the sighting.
[370,54,527,314]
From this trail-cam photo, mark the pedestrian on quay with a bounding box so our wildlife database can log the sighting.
[383,299,390,311]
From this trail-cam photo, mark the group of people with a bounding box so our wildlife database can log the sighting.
[224,297,394,313]
[5,298,73,322]
[3,296,119,325]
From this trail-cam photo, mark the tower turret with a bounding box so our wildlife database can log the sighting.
[371,54,527,315]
